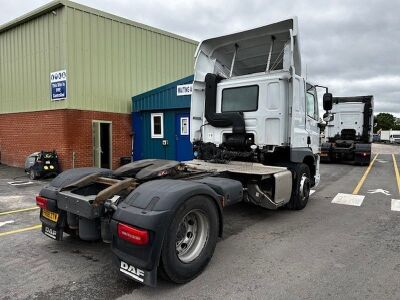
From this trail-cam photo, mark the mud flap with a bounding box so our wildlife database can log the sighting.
[40,210,66,241]
[320,143,332,163]
[114,256,158,287]
[354,143,371,164]
[42,223,63,240]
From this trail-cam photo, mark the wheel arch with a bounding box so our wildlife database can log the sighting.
[302,155,315,179]
[111,179,224,274]
[290,148,316,183]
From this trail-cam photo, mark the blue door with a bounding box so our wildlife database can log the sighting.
[175,112,193,161]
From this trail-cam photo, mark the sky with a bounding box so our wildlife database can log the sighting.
[1,0,399,117]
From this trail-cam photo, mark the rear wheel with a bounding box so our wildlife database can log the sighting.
[159,196,219,283]
[286,163,311,210]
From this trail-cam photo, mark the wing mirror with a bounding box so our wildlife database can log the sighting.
[323,93,333,111]
[323,112,334,122]
[313,85,333,111]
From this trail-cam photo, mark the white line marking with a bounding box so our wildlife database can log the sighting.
[332,193,365,206]
[7,181,34,186]
[0,220,14,227]
[391,199,400,211]
[368,189,391,196]
[310,190,316,195]
[376,159,388,163]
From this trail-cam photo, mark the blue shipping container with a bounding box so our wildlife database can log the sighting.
[132,76,194,161]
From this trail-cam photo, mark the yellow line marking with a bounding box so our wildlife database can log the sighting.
[352,153,379,195]
[0,206,39,216]
[0,224,41,237]
[392,154,400,195]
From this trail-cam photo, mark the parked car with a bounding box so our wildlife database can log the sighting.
[25,151,60,180]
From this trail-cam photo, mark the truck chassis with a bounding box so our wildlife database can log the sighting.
[37,158,311,286]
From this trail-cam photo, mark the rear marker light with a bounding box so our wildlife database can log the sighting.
[118,223,149,245]
[36,196,48,209]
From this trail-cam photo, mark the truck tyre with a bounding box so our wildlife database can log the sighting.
[159,195,219,283]
[286,163,311,210]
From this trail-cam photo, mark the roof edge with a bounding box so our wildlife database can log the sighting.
[0,0,198,45]
[0,0,65,34]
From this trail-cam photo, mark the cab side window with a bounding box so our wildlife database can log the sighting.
[306,92,315,119]
[306,85,318,120]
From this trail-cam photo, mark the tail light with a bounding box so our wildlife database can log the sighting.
[118,223,149,245]
[36,196,48,209]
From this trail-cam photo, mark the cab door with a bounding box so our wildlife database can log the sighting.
[305,84,320,153]
[290,75,308,148]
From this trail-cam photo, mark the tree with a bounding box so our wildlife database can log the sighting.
[374,113,396,132]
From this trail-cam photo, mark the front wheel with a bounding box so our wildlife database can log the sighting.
[29,169,37,180]
[286,163,311,210]
[159,196,219,283]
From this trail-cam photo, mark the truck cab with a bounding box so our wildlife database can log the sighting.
[321,96,374,164]
[390,134,400,144]
[190,17,323,186]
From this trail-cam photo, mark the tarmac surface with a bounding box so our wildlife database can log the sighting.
[0,143,399,299]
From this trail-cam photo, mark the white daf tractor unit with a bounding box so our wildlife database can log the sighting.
[321,96,374,165]
[37,17,332,286]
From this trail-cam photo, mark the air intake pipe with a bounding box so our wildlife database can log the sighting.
[204,73,246,135]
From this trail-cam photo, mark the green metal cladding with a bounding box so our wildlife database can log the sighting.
[0,0,197,114]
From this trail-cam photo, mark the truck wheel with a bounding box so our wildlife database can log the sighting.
[286,163,311,210]
[159,196,219,283]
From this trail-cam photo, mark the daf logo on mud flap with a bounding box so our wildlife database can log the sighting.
[120,261,145,282]
[44,227,57,239]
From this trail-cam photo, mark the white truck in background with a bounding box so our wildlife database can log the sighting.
[380,129,400,143]
[321,96,374,165]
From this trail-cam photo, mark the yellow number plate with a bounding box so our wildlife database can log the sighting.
[320,153,328,157]
[42,209,59,222]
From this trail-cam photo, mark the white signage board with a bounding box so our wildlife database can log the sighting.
[177,84,193,96]
[50,69,67,101]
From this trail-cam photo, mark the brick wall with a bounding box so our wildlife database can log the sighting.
[0,109,131,170]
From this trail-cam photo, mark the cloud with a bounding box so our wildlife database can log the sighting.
[1,0,399,116]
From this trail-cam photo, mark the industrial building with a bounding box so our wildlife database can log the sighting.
[0,0,197,169]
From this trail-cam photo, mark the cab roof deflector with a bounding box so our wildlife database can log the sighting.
[194,17,301,80]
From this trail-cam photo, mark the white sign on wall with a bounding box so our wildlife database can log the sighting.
[177,84,193,96]
[50,69,67,101]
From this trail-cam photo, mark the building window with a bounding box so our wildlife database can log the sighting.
[180,117,189,135]
[151,113,164,138]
